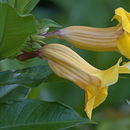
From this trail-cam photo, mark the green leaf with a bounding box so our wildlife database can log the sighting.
[39,76,87,118]
[0,3,37,58]
[30,73,87,118]
[0,65,52,88]
[7,0,40,14]
[37,18,62,29]
[17,0,40,14]
[0,65,52,103]
[0,85,30,103]
[0,99,92,130]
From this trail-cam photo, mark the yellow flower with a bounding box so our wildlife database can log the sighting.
[53,8,130,59]
[39,43,130,120]
[112,8,130,59]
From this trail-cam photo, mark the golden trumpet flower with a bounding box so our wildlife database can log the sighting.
[112,8,130,59]
[53,8,130,59]
[39,43,130,120]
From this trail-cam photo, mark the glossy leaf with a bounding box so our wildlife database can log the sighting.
[0,65,52,88]
[0,3,37,58]
[40,76,87,118]
[16,0,40,14]
[7,0,40,14]
[0,99,92,130]
[0,85,30,103]
[29,73,87,118]
[0,65,52,103]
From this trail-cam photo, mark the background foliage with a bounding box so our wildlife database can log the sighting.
[0,0,130,130]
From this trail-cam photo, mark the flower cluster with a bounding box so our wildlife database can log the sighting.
[40,8,130,120]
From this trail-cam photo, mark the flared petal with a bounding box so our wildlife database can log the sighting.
[85,87,108,120]
[112,8,130,59]
[96,58,122,87]
[113,7,130,33]
[117,32,130,59]
[93,87,108,108]
[85,91,95,120]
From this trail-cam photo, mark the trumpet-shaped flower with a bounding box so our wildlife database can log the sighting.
[39,43,130,120]
[50,8,130,59]
[112,8,130,59]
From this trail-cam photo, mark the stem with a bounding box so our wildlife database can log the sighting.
[42,30,62,39]
[17,50,40,61]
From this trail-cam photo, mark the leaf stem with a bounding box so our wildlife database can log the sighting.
[42,30,62,39]
[16,50,40,61]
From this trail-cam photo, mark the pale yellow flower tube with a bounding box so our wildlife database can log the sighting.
[55,26,122,52]
[39,43,130,119]
[52,8,130,59]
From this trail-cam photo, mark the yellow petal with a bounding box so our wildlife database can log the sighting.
[85,90,95,120]
[96,58,122,87]
[117,32,130,59]
[119,61,130,73]
[85,87,108,120]
[112,8,130,33]
[93,87,108,108]
[112,8,130,59]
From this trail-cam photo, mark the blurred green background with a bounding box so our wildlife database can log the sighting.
[0,0,130,129]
